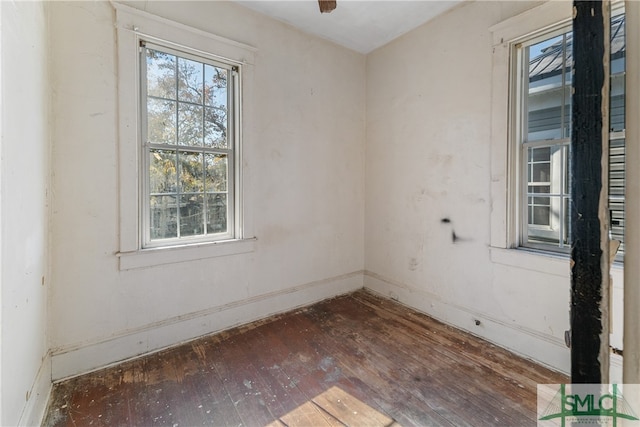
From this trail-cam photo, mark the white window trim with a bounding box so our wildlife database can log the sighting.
[489,1,574,254]
[491,1,627,264]
[113,3,257,270]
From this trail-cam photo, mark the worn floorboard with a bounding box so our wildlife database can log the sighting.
[43,289,568,427]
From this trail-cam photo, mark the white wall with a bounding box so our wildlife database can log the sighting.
[0,1,52,425]
[365,1,579,373]
[48,1,365,380]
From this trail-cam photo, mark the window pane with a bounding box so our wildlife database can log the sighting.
[563,145,571,194]
[527,105,563,141]
[206,193,227,234]
[609,138,625,197]
[563,87,572,138]
[149,150,177,194]
[150,195,177,239]
[527,34,568,141]
[529,185,551,194]
[178,103,203,146]
[180,194,204,237]
[205,153,228,192]
[610,198,625,257]
[563,197,571,245]
[177,58,203,104]
[205,65,227,107]
[611,14,625,73]
[147,99,176,144]
[179,151,204,193]
[610,137,625,261]
[610,90,625,132]
[528,147,551,184]
[533,205,551,226]
[610,14,625,133]
[531,146,551,162]
[205,106,227,148]
[531,163,550,183]
[533,196,550,206]
[146,49,176,100]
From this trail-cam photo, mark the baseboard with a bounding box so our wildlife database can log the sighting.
[17,351,52,427]
[364,270,571,375]
[51,271,364,381]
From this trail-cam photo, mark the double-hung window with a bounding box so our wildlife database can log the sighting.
[114,4,256,269]
[141,42,239,248]
[514,10,626,261]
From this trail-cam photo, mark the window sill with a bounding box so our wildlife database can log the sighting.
[491,246,624,278]
[490,246,570,277]
[117,237,256,270]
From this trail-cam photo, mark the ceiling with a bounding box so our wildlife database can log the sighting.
[235,1,464,54]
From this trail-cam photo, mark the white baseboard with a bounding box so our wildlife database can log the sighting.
[51,271,364,381]
[364,270,571,375]
[18,352,52,427]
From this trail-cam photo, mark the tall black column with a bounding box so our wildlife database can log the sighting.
[570,0,610,384]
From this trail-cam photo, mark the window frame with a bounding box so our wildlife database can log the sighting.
[489,0,574,252]
[515,25,573,252]
[113,3,256,270]
[140,41,239,248]
[490,1,625,262]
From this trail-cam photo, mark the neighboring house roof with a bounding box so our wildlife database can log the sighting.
[530,14,625,82]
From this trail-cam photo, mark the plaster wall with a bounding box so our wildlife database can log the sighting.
[365,1,581,374]
[0,1,52,424]
[49,1,365,380]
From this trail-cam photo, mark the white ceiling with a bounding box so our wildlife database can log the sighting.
[235,1,464,54]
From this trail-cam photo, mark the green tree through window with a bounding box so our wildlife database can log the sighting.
[142,43,236,245]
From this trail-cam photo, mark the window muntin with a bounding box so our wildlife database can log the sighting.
[517,12,626,260]
[141,42,237,247]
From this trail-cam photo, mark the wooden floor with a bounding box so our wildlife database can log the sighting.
[43,290,568,427]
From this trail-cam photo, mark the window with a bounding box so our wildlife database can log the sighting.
[518,31,572,249]
[141,42,238,247]
[513,10,626,260]
[114,4,256,269]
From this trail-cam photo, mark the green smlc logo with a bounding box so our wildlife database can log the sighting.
[539,384,639,427]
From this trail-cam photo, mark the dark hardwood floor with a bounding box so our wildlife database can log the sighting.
[43,290,568,426]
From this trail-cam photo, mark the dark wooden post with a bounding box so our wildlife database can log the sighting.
[570,0,610,384]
